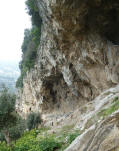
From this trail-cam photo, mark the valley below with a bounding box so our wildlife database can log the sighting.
[0,61,19,92]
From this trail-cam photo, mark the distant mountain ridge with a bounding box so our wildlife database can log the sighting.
[0,61,20,92]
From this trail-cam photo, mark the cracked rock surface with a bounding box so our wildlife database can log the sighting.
[16,1,119,150]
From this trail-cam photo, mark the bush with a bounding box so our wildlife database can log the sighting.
[0,119,26,143]
[67,132,80,144]
[0,127,80,151]
[9,119,26,141]
[39,138,61,151]
[0,142,10,151]
[12,130,38,151]
[16,73,24,88]
[12,129,61,151]
[0,133,5,142]
[26,113,42,130]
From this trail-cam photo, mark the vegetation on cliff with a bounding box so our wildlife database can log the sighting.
[0,126,80,151]
[16,0,42,88]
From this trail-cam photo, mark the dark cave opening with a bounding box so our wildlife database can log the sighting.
[86,0,119,45]
[103,9,119,45]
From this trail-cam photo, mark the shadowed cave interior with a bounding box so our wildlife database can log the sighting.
[85,0,119,45]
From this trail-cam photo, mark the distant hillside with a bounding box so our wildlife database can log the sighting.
[0,61,20,92]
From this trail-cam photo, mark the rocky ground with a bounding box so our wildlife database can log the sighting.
[44,84,119,151]
[65,85,119,151]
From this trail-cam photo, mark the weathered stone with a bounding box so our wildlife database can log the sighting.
[17,0,119,117]
[65,110,119,151]
[16,0,119,150]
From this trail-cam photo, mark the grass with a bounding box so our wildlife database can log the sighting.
[98,96,119,117]
[56,129,80,150]
[56,125,80,150]
[60,125,75,133]
[38,125,80,151]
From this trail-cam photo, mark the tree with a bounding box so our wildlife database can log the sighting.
[0,86,17,145]
[26,112,42,130]
[25,0,42,27]
[9,118,26,142]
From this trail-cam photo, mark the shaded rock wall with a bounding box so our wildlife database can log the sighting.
[16,0,119,119]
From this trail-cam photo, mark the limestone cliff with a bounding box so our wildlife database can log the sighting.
[16,0,119,150]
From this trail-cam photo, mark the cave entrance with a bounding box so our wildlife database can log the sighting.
[104,9,119,45]
[86,0,119,45]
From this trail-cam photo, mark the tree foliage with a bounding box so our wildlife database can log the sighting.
[25,0,42,27]
[0,86,18,145]
[16,0,42,88]
[0,85,26,143]
[9,118,26,141]
[0,86,17,130]
[26,112,42,130]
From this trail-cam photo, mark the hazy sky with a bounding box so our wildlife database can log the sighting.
[0,0,31,62]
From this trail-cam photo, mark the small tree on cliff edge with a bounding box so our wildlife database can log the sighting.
[0,86,17,145]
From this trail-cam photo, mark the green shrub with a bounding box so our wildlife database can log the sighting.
[0,115,26,144]
[12,130,38,151]
[0,128,80,151]
[0,133,5,142]
[0,142,10,151]
[67,132,80,144]
[16,73,24,88]
[9,119,26,141]
[12,129,61,151]
[39,138,61,151]
[112,96,118,103]
[26,113,42,130]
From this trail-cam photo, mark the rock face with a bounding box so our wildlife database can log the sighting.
[17,0,119,116]
[16,0,119,150]
[65,85,119,151]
